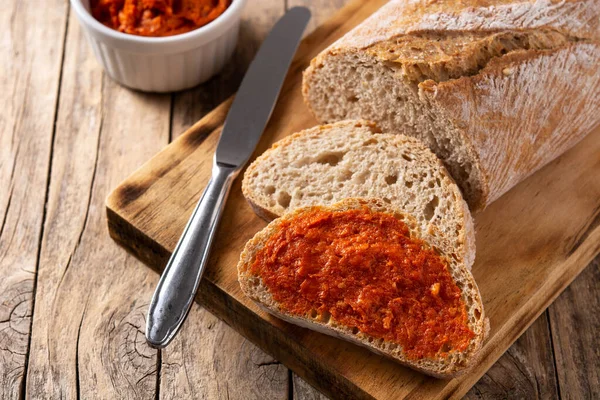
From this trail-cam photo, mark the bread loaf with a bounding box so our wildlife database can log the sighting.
[242,119,475,269]
[238,198,488,378]
[303,0,600,210]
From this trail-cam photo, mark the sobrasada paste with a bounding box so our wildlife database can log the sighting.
[250,207,474,360]
[91,0,231,37]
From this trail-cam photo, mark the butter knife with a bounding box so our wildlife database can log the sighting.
[146,7,311,348]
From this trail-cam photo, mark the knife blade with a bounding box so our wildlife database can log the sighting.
[146,7,311,348]
[217,7,311,168]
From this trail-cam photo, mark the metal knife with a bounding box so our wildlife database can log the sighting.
[145,7,311,348]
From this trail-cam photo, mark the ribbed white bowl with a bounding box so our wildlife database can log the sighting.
[71,0,247,92]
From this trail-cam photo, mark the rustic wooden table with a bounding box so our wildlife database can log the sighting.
[2,1,598,399]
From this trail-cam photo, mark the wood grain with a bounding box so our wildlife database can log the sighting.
[0,1,68,398]
[464,311,559,399]
[24,11,170,398]
[288,0,348,35]
[71,82,170,399]
[550,256,600,399]
[294,374,328,400]
[105,0,600,398]
[160,307,289,399]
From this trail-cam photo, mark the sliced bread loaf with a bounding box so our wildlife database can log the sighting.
[238,198,488,378]
[302,0,600,210]
[242,120,475,269]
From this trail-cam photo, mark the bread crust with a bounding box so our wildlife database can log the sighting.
[237,198,488,378]
[302,0,600,210]
[327,0,599,53]
[421,42,600,205]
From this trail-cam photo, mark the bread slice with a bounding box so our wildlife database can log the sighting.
[238,198,488,378]
[302,0,600,210]
[242,120,475,269]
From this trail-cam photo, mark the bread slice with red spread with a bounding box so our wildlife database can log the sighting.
[242,119,475,270]
[238,198,488,378]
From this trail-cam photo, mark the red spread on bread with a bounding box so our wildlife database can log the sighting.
[249,207,474,360]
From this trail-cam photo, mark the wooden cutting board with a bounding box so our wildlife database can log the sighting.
[106,1,600,398]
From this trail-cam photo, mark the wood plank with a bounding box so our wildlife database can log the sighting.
[105,1,600,398]
[293,374,328,400]
[465,311,559,399]
[160,2,290,399]
[159,307,289,399]
[0,0,68,398]
[288,0,347,35]
[549,255,600,399]
[25,10,170,398]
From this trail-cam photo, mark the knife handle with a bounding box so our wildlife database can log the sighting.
[146,161,238,348]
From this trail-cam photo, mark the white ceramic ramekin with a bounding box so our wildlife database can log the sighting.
[71,0,247,92]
